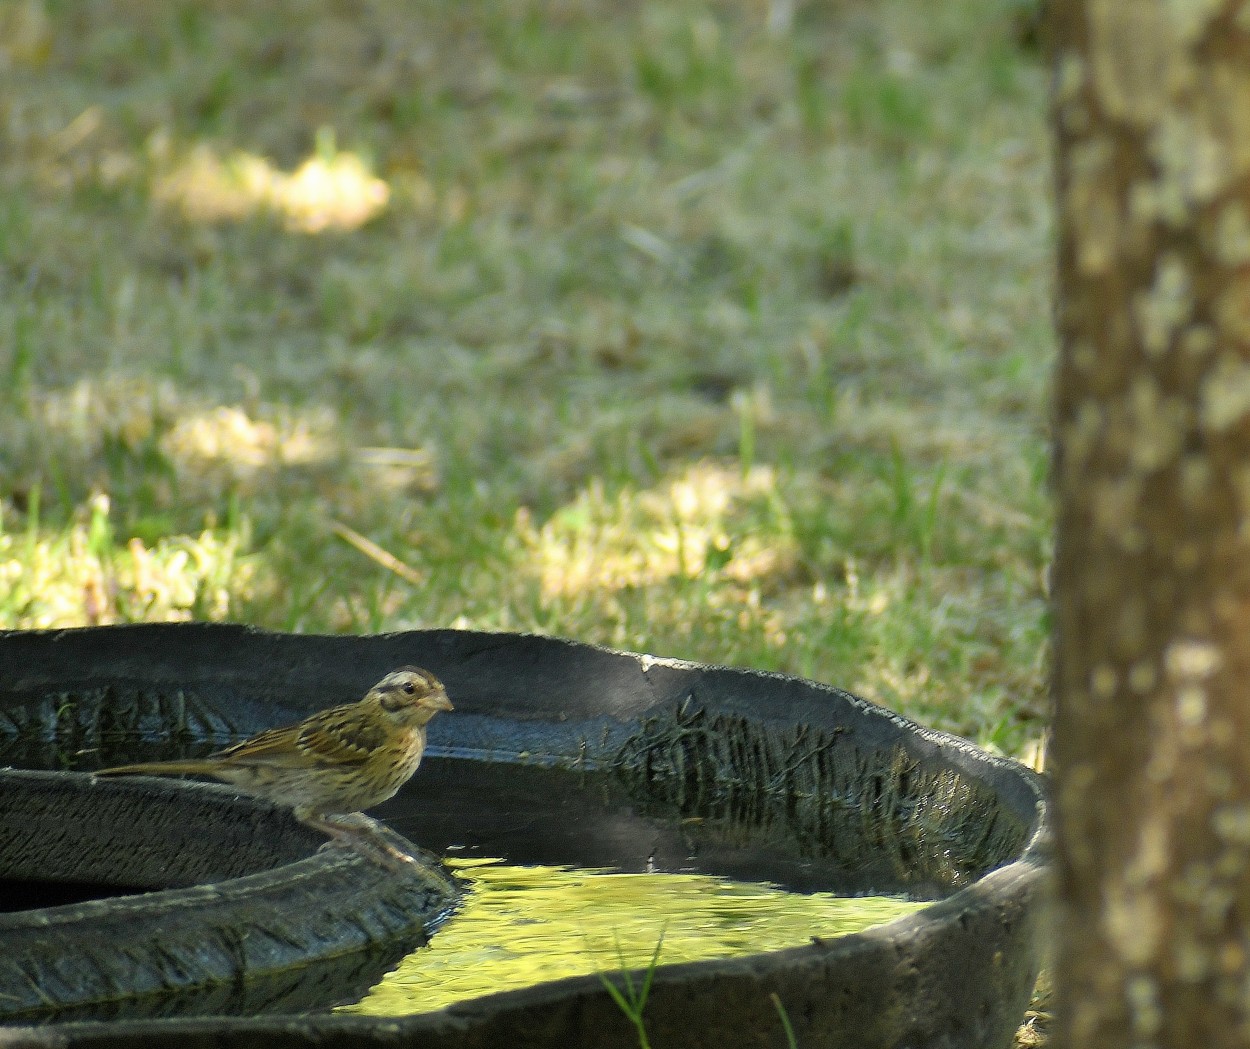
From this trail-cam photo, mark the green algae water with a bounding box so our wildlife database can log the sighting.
[342,858,926,1017]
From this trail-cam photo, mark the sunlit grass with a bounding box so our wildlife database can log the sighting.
[0,492,258,628]
[518,463,798,597]
[0,0,1051,756]
[343,858,925,1017]
[154,130,390,232]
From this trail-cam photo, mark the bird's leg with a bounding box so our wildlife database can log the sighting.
[301,812,419,871]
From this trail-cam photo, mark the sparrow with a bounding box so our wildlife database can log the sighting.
[96,666,452,848]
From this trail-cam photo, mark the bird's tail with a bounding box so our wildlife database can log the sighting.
[95,760,220,777]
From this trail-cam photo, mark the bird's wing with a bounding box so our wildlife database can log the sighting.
[212,722,304,762]
[211,702,380,768]
[297,707,385,766]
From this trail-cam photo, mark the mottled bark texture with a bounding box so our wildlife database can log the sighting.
[1050,2,1250,1047]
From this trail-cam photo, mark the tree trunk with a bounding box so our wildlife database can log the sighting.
[1050,2,1250,1046]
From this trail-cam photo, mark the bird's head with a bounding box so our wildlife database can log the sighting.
[370,666,453,727]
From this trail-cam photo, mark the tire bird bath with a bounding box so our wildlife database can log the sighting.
[0,624,1049,1049]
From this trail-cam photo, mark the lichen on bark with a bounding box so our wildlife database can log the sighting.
[1051,1,1250,1046]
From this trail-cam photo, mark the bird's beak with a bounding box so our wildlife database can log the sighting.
[427,691,454,713]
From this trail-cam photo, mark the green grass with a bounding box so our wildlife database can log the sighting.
[597,930,664,1049]
[0,0,1051,757]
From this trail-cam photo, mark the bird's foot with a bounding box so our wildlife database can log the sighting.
[303,813,419,872]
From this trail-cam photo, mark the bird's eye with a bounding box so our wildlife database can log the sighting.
[402,681,416,695]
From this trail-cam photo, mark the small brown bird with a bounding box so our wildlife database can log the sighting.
[96,667,453,833]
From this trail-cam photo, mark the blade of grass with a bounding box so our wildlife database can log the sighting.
[771,991,799,1049]
[331,521,424,587]
[596,928,666,1049]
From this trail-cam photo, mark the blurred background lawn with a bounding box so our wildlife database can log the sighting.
[0,0,1051,759]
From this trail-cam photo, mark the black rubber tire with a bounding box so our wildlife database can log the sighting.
[0,623,1048,1049]
[0,768,459,1023]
